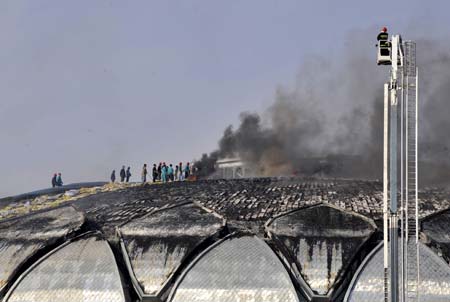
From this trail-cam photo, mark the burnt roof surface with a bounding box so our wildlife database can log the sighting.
[266,204,376,298]
[0,178,449,302]
[118,203,225,299]
[1,178,450,237]
[422,208,450,263]
[78,178,450,236]
[0,206,84,296]
[0,182,107,205]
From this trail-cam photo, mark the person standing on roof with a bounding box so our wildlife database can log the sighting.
[161,162,167,183]
[178,162,183,181]
[168,164,174,181]
[51,173,57,188]
[152,164,157,182]
[120,166,126,182]
[175,165,179,181]
[157,163,162,181]
[142,164,148,183]
[126,167,131,182]
[56,173,63,186]
[110,170,116,183]
[184,162,190,179]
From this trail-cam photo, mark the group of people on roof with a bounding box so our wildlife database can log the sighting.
[110,162,193,184]
[110,166,132,183]
[141,162,191,183]
[51,173,63,187]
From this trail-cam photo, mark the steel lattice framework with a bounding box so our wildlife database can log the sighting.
[380,34,419,302]
[402,41,419,302]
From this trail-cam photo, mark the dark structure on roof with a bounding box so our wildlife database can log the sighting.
[0,178,449,302]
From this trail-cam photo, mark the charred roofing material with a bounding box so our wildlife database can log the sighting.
[117,202,225,301]
[0,206,84,298]
[266,204,377,300]
[0,178,449,302]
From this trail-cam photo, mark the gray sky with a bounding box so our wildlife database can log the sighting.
[1,0,448,197]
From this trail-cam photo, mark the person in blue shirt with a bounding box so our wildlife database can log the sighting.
[184,162,190,179]
[161,163,167,183]
[168,164,174,181]
[56,173,63,186]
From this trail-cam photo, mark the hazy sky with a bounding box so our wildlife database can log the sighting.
[1,1,448,197]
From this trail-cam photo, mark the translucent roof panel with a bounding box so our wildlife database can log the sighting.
[4,235,125,302]
[0,206,84,296]
[119,203,224,297]
[345,242,450,302]
[170,236,302,302]
[266,204,376,295]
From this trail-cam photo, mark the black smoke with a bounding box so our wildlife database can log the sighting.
[195,31,450,186]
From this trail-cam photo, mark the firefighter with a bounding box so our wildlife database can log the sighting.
[377,27,391,52]
[377,27,389,41]
[377,26,391,65]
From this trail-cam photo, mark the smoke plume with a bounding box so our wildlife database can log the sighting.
[196,31,450,186]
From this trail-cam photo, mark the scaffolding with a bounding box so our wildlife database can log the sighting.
[403,41,419,302]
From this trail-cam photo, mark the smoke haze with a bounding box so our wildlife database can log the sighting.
[197,32,450,186]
